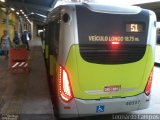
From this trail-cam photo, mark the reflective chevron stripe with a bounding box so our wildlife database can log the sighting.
[11,62,28,68]
[19,62,25,67]
[12,62,20,68]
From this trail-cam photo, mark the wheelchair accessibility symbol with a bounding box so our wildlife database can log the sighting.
[96,105,105,113]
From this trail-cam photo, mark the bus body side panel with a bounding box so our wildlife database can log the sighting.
[57,46,79,118]
[58,6,77,66]
[147,10,157,58]
[56,5,79,117]
[155,45,160,64]
[44,25,49,64]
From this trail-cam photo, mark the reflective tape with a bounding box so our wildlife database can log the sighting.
[11,62,28,68]
[24,63,28,67]
[19,62,25,67]
[12,62,20,68]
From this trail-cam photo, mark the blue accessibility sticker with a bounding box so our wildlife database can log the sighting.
[96,105,105,113]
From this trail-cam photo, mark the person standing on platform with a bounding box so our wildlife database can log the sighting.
[13,31,20,46]
[21,30,30,50]
[0,30,11,59]
[28,30,32,41]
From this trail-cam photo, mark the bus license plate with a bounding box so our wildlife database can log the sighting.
[104,85,121,92]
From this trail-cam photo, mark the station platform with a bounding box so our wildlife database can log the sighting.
[0,37,54,119]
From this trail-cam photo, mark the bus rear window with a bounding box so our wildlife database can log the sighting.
[76,5,149,64]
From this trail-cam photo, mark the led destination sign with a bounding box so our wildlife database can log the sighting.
[88,35,140,42]
[126,23,144,33]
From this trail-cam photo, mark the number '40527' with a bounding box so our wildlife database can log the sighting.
[126,100,140,105]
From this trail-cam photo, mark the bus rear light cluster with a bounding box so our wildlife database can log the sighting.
[145,68,154,95]
[58,66,73,102]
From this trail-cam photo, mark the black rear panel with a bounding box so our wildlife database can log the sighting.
[76,5,149,64]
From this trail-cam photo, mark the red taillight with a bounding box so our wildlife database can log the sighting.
[111,41,120,49]
[145,68,154,95]
[58,66,73,102]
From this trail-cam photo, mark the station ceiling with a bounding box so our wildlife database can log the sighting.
[136,1,160,20]
[1,1,160,25]
[4,0,58,25]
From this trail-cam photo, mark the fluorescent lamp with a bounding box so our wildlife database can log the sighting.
[16,12,19,15]
[0,0,5,3]
[36,13,47,18]
[10,8,15,11]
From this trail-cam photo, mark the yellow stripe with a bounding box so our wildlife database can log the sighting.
[49,55,56,76]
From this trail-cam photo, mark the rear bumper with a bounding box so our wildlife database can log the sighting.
[58,93,150,118]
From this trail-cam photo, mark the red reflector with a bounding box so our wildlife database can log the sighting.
[58,66,73,102]
[111,42,119,45]
[64,106,71,109]
[145,68,154,95]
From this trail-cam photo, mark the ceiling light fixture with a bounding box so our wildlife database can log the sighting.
[0,0,5,3]
[36,13,47,18]
[16,12,19,15]
[10,8,15,11]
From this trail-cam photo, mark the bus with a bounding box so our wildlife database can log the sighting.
[44,3,157,118]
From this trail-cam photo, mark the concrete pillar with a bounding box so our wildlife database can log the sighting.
[20,17,24,32]
[31,21,34,38]
[5,9,11,36]
[6,14,10,35]
[33,21,37,37]
[18,17,21,34]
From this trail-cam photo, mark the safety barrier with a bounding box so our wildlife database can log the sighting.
[9,48,30,73]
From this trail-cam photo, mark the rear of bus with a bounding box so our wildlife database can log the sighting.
[57,4,157,118]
